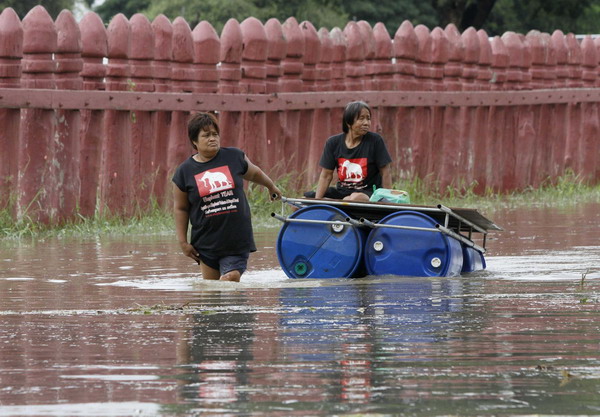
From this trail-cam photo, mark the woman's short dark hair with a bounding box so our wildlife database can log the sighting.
[342,101,371,133]
[187,112,220,149]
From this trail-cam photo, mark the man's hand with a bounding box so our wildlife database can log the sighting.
[270,185,282,201]
[180,242,200,264]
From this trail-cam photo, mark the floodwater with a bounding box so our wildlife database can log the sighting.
[0,202,599,417]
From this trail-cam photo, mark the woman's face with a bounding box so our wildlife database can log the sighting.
[194,125,220,156]
[349,107,371,137]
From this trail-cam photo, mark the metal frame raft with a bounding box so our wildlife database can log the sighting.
[272,197,503,254]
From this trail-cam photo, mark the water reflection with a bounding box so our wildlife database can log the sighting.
[180,291,255,407]
[173,278,482,411]
[280,278,468,356]
[277,278,472,404]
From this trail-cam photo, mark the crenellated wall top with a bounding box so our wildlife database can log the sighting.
[0,6,598,93]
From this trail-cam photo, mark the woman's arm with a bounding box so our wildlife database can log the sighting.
[243,156,282,200]
[173,184,200,263]
[379,164,392,189]
[315,168,334,199]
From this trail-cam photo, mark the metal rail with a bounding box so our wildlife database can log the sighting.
[358,216,485,251]
[281,196,444,214]
[436,225,486,253]
[282,196,488,235]
[356,217,441,234]
[271,212,352,227]
[274,211,441,233]
[437,204,487,235]
[272,212,486,253]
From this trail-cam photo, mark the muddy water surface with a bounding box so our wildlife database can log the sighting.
[0,203,599,416]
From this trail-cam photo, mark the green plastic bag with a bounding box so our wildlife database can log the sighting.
[369,188,410,204]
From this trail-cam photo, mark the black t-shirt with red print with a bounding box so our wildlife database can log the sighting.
[319,132,392,193]
[172,147,256,257]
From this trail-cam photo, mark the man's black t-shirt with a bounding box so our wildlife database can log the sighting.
[172,147,256,257]
[319,132,392,192]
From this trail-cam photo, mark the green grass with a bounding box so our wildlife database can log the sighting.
[1,171,599,240]
[0,200,174,240]
[389,169,600,213]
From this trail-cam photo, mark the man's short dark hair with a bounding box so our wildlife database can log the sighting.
[342,101,371,133]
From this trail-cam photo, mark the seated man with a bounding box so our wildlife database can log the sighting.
[304,100,392,201]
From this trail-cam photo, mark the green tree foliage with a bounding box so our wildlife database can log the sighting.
[576,3,600,35]
[143,0,264,31]
[94,0,151,22]
[7,0,599,37]
[483,0,597,35]
[252,0,349,31]
[346,0,600,35]
[96,0,348,32]
[0,0,76,19]
[430,0,497,31]
[345,0,438,34]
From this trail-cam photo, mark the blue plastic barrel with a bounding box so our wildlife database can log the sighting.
[461,244,486,273]
[363,211,463,277]
[276,205,366,279]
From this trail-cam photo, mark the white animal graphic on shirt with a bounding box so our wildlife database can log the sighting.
[199,170,232,192]
[341,160,363,182]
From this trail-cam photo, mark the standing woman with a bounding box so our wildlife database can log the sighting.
[172,112,282,282]
[306,101,392,201]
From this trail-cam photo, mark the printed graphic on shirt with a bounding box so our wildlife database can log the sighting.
[196,166,240,217]
[338,158,367,183]
[195,166,234,197]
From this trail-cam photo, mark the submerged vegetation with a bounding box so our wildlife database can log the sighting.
[1,170,599,240]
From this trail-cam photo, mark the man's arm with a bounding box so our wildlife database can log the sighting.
[379,164,392,189]
[243,156,282,200]
[315,168,334,199]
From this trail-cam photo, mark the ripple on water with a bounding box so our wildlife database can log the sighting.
[485,246,600,281]
[0,402,161,416]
